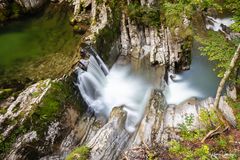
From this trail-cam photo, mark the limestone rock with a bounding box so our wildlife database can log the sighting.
[124,93,236,159]
[0,79,51,138]
[227,84,237,101]
[87,106,130,160]
[130,90,166,147]
[120,15,191,73]
[15,0,46,11]
[5,131,38,160]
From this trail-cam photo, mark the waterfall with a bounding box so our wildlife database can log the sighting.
[206,16,234,31]
[76,50,152,132]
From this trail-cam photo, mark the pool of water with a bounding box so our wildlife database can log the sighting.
[0,5,79,83]
[164,41,221,104]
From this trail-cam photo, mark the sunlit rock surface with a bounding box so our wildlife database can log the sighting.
[86,106,130,160]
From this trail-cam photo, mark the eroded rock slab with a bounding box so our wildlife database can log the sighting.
[86,106,130,160]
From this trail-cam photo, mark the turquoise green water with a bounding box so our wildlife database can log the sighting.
[0,6,79,81]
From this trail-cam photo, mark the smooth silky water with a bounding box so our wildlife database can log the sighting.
[76,42,222,132]
[76,54,153,132]
[164,41,220,104]
[164,17,233,105]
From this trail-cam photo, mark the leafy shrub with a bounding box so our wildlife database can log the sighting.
[199,108,219,130]
[127,2,160,27]
[168,140,211,160]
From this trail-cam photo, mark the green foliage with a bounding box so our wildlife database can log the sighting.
[162,0,221,37]
[127,2,160,27]
[168,140,182,154]
[194,145,210,160]
[230,16,240,33]
[196,31,239,78]
[199,108,219,130]
[163,2,186,28]
[227,98,240,129]
[168,140,211,160]
[216,136,228,149]
[179,114,203,141]
[66,146,91,160]
[229,154,238,160]
[224,0,240,32]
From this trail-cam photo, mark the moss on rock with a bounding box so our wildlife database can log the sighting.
[0,79,85,158]
[66,146,91,160]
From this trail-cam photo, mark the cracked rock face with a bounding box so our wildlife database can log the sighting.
[0,79,51,138]
[5,131,38,160]
[86,106,130,160]
[119,1,192,73]
[120,20,191,73]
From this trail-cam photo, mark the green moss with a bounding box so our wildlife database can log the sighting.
[28,82,68,135]
[0,88,13,101]
[179,114,205,141]
[0,108,7,114]
[0,80,85,158]
[0,125,27,157]
[66,146,91,160]
[31,90,41,98]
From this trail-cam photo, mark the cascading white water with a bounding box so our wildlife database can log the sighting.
[76,54,152,132]
[206,16,234,31]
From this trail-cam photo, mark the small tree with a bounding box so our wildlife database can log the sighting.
[201,44,240,142]
[214,44,240,125]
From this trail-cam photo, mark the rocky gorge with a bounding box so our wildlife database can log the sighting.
[0,0,240,160]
